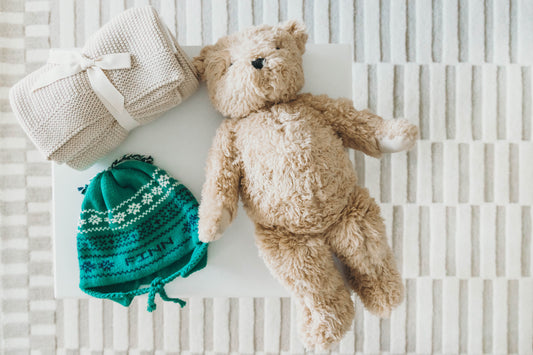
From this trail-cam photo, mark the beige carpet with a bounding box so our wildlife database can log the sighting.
[1,0,532,354]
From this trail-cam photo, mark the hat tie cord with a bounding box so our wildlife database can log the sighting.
[146,277,186,312]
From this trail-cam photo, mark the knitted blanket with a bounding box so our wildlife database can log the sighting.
[8,6,198,170]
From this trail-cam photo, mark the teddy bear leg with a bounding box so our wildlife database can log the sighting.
[254,224,355,350]
[326,185,404,318]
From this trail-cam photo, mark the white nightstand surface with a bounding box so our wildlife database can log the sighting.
[53,44,352,298]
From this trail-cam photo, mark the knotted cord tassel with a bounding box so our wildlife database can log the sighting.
[159,286,187,307]
[146,277,186,312]
[77,184,88,194]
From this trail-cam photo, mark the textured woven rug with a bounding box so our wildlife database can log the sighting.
[1,0,532,354]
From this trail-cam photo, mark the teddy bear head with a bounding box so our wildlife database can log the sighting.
[193,21,308,119]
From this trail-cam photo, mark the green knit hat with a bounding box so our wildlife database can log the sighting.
[76,154,208,311]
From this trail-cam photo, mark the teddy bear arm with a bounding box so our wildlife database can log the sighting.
[336,116,419,156]
[297,94,385,157]
[198,122,241,243]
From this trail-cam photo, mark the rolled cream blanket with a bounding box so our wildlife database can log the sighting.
[9,6,199,170]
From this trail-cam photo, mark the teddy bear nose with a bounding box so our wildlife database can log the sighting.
[251,58,265,69]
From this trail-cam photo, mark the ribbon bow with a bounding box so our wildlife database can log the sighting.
[32,49,140,131]
[146,277,186,312]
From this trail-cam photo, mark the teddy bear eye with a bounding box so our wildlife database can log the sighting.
[276,46,280,50]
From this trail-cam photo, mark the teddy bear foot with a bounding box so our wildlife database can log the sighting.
[297,299,355,351]
[300,320,350,351]
[356,275,404,318]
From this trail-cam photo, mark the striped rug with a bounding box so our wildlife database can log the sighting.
[1,0,532,354]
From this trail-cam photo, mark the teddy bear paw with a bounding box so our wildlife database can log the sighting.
[300,321,346,352]
[198,208,232,243]
[378,119,418,153]
[298,301,355,351]
[358,278,404,318]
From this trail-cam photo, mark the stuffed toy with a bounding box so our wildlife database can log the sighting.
[193,21,418,349]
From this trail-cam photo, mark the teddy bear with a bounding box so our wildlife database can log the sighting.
[193,20,418,349]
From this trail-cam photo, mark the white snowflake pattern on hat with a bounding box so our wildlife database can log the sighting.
[78,219,87,228]
[88,215,102,225]
[111,211,126,224]
[158,175,170,187]
[152,186,163,195]
[141,193,153,205]
[127,203,141,215]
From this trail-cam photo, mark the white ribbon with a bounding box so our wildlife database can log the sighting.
[32,49,140,131]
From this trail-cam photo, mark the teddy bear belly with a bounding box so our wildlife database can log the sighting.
[241,165,357,233]
[239,139,358,234]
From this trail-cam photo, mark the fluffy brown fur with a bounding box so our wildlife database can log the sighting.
[194,21,418,350]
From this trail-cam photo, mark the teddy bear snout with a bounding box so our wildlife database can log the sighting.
[251,57,265,69]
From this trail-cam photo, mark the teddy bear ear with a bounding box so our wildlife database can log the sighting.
[279,20,308,54]
[192,45,215,81]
